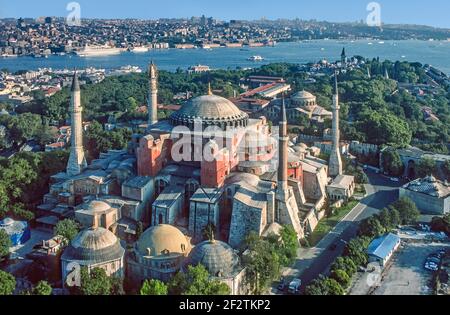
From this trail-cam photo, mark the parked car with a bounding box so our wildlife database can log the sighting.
[288,279,302,294]
[424,262,438,271]
[390,177,400,182]
[277,278,287,291]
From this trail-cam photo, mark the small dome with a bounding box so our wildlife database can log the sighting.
[292,90,316,100]
[137,224,190,257]
[187,240,240,278]
[170,94,249,131]
[72,227,118,251]
[62,227,125,263]
[86,200,111,213]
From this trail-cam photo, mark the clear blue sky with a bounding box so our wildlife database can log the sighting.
[0,0,449,28]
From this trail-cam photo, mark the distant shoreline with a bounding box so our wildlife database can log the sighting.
[1,40,450,75]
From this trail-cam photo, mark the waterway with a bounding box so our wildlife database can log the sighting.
[1,39,450,74]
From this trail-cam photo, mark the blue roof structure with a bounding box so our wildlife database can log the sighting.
[367,233,401,260]
[0,218,31,246]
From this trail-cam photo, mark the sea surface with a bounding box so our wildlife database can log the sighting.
[1,39,450,74]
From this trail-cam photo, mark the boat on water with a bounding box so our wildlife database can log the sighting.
[131,46,149,53]
[76,45,124,57]
[248,55,264,61]
[378,41,385,44]
[109,65,143,75]
[1,54,18,58]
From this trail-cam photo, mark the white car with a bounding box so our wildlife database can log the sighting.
[288,279,302,294]
[390,177,400,182]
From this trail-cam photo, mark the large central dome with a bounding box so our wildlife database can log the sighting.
[170,94,249,131]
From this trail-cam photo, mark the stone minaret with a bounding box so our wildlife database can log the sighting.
[277,98,289,193]
[66,71,87,176]
[329,73,343,177]
[341,47,347,65]
[275,97,303,239]
[148,61,158,126]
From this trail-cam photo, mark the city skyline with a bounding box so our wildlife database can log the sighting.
[1,0,450,29]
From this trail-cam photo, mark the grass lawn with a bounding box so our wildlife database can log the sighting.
[308,200,359,246]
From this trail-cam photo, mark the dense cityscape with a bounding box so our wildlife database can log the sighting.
[1,16,450,57]
[0,1,449,304]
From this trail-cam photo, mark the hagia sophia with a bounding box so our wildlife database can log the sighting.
[35,61,355,294]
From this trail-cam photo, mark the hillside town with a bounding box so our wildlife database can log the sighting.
[2,16,450,57]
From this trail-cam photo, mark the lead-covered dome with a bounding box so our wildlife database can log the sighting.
[170,94,249,130]
[61,227,125,263]
[137,224,190,258]
[291,90,316,108]
[86,200,111,213]
[187,240,241,278]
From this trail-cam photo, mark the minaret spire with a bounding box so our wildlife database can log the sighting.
[207,82,212,95]
[148,61,158,126]
[329,72,343,177]
[66,70,87,176]
[277,97,288,191]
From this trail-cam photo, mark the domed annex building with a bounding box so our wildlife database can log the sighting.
[127,224,191,284]
[186,239,247,295]
[265,90,332,124]
[61,227,125,284]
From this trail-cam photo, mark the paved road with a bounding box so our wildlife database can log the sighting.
[271,171,402,294]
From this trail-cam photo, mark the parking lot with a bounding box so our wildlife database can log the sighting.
[350,241,450,295]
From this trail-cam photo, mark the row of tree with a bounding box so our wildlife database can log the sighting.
[382,148,450,179]
[305,197,420,295]
[0,270,52,295]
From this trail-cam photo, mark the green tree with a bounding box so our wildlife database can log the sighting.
[169,265,230,295]
[140,279,168,295]
[0,229,11,259]
[416,157,437,178]
[242,232,281,294]
[278,225,299,266]
[358,217,385,238]
[388,206,401,227]
[331,257,357,277]
[343,237,371,267]
[377,208,393,230]
[430,214,450,236]
[330,269,351,289]
[304,275,345,295]
[391,197,420,225]
[54,219,79,243]
[110,277,125,295]
[358,110,412,147]
[79,267,112,296]
[0,270,16,295]
[382,149,404,177]
[32,281,52,295]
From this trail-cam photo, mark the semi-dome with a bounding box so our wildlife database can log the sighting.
[187,240,241,278]
[62,227,125,263]
[137,224,190,257]
[170,94,249,131]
